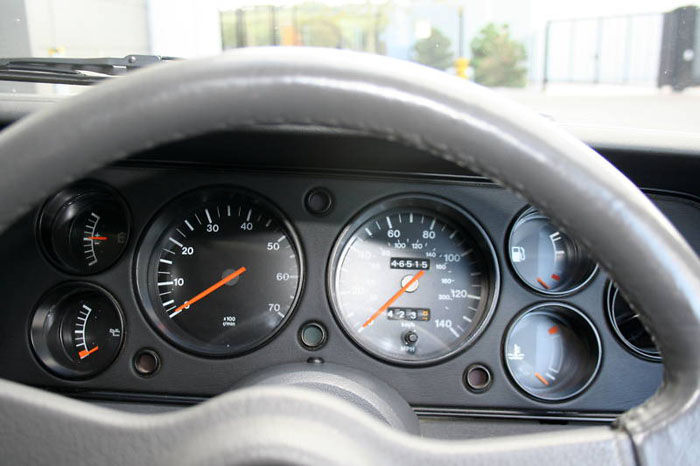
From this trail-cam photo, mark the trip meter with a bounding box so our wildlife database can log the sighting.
[135,187,303,357]
[328,195,499,365]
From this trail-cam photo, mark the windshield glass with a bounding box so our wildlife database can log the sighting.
[1,0,699,132]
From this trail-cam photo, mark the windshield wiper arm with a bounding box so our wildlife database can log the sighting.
[0,54,177,86]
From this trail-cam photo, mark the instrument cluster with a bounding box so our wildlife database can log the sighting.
[22,169,673,410]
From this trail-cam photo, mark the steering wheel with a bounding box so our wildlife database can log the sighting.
[0,48,698,465]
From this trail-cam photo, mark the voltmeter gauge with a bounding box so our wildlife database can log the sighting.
[38,182,130,275]
[508,208,597,295]
[31,283,125,379]
[607,282,661,361]
[328,195,499,365]
[504,303,601,402]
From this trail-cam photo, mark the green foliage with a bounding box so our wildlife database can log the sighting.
[470,23,527,87]
[220,3,389,53]
[411,28,454,71]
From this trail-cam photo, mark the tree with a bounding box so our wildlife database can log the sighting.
[470,23,527,87]
[411,28,454,71]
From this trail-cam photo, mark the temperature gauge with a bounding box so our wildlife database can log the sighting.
[504,303,601,401]
[31,283,125,379]
[39,182,130,274]
[508,208,597,295]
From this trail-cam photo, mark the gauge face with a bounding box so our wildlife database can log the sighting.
[508,209,596,295]
[135,187,303,357]
[607,283,660,361]
[504,304,601,401]
[328,195,499,365]
[39,182,130,274]
[31,283,125,379]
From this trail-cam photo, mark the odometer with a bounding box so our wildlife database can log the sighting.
[328,195,499,365]
[135,187,303,357]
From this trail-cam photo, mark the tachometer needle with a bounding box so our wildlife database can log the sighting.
[362,270,425,328]
[88,236,108,241]
[169,266,247,319]
[79,346,99,359]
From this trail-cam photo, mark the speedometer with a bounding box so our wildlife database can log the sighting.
[328,195,499,365]
[135,187,303,357]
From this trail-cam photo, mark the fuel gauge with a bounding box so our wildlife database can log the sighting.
[508,208,597,295]
[39,182,130,274]
[31,283,125,379]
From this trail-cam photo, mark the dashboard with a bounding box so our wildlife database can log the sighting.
[0,129,698,428]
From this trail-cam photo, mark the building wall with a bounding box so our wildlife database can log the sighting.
[147,0,221,58]
[0,0,32,57]
[23,0,150,57]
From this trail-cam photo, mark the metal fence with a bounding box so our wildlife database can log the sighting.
[543,13,664,87]
[543,6,700,90]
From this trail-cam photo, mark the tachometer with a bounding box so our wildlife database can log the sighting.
[328,195,499,365]
[135,187,303,357]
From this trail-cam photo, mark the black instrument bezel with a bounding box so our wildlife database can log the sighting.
[326,193,501,367]
[133,185,306,358]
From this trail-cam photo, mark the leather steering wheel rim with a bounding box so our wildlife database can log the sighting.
[0,48,698,465]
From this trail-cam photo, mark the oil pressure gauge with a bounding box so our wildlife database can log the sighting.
[39,182,130,275]
[31,283,125,379]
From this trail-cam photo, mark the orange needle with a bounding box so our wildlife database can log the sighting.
[79,346,99,359]
[535,372,550,386]
[362,270,425,328]
[169,266,247,318]
[88,236,108,240]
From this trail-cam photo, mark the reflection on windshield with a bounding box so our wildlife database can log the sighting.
[1,0,699,132]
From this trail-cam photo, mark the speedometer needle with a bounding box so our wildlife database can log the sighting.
[169,266,247,318]
[362,270,425,328]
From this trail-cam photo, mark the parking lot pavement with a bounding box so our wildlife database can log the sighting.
[497,85,700,133]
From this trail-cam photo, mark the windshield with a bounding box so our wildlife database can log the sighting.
[1,0,699,133]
